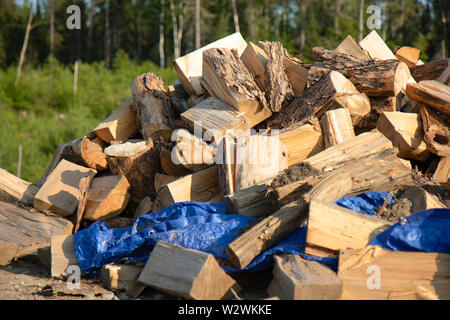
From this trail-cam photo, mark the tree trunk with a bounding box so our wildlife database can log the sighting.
[231,0,240,33]
[299,1,306,51]
[169,0,182,59]
[159,0,165,68]
[358,0,364,42]
[16,7,33,85]
[50,0,55,58]
[195,0,200,49]
[105,0,111,68]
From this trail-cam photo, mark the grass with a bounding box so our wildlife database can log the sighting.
[0,52,177,182]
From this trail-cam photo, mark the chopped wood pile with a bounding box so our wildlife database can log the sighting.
[1,31,449,300]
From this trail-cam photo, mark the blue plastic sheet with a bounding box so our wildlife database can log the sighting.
[335,192,394,215]
[73,201,337,277]
[370,208,450,253]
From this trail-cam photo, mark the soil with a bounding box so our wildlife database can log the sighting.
[0,254,268,300]
[271,162,320,188]
[378,197,412,223]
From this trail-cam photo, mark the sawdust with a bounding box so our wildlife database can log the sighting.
[271,162,320,188]
[378,197,412,223]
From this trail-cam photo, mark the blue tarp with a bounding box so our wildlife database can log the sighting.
[370,208,450,253]
[335,192,394,215]
[73,201,336,277]
[73,195,449,278]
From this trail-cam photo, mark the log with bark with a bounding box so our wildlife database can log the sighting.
[410,58,450,82]
[226,148,412,269]
[406,80,450,117]
[268,71,359,132]
[202,48,272,127]
[131,72,173,141]
[310,46,411,97]
[419,105,450,156]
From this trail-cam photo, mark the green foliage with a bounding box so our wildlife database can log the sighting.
[0,55,176,182]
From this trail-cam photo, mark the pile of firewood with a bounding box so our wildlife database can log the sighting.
[0,31,449,300]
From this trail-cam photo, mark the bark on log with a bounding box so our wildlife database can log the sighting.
[406,80,450,116]
[226,148,412,269]
[410,58,450,82]
[132,72,173,141]
[268,71,359,132]
[311,46,411,97]
[107,139,160,202]
[202,48,272,127]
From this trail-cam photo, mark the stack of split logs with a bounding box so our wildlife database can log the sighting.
[1,31,449,300]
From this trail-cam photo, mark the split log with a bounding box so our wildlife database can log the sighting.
[262,41,294,112]
[131,72,173,141]
[268,71,359,132]
[0,201,73,266]
[320,108,355,148]
[0,243,18,267]
[107,139,160,202]
[305,200,392,258]
[181,97,250,143]
[138,241,237,300]
[311,46,411,97]
[174,32,247,96]
[0,167,38,206]
[279,122,324,166]
[358,30,397,60]
[202,48,272,127]
[226,148,412,269]
[410,58,450,82]
[80,132,108,171]
[338,245,450,300]
[51,235,79,278]
[217,134,237,196]
[257,41,309,96]
[154,173,178,192]
[304,131,393,172]
[154,166,219,211]
[282,50,309,96]
[83,175,131,221]
[324,93,371,126]
[406,80,450,116]
[267,254,342,300]
[159,146,192,177]
[240,42,269,91]
[104,140,148,157]
[394,46,420,68]
[419,105,450,156]
[100,264,143,291]
[74,176,91,233]
[171,129,216,171]
[93,97,138,143]
[376,111,430,161]
[336,35,371,61]
[224,179,273,217]
[434,156,450,185]
[234,134,288,192]
[33,159,97,217]
[134,196,154,219]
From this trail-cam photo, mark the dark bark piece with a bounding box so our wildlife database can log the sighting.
[132,72,174,141]
[268,71,359,132]
[311,46,411,97]
[264,41,294,112]
[410,58,450,82]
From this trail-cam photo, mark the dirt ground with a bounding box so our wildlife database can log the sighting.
[0,255,269,300]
